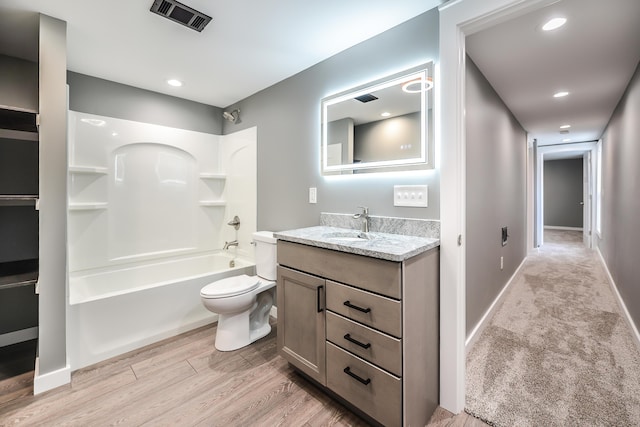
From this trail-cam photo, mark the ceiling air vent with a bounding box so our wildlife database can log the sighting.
[150,0,212,32]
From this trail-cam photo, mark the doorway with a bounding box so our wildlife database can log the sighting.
[535,142,596,249]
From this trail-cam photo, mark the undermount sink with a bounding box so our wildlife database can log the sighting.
[322,231,372,242]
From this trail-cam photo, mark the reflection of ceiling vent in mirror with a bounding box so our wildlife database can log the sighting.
[354,94,378,103]
[150,0,212,32]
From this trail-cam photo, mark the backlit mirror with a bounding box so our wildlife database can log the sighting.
[321,62,433,174]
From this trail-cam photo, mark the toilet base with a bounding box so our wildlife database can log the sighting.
[214,289,273,351]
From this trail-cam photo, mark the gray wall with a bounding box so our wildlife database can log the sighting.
[544,158,583,228]
[221,10,440,232]
[354,112,421,162]
[598,62,640,332]
[0,54,38,112]
[67,72,223,134]
[465,57,527,336]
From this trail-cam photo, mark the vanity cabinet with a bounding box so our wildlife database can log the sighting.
[276,266,326,385]
[276,240,439,427]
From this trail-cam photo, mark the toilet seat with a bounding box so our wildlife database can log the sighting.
[200,274,260,298]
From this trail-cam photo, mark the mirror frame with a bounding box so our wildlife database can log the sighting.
[321,63,433,174]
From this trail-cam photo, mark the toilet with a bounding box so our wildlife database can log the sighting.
[200,231,277,351]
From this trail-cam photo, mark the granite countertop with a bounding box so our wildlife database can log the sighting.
[274,226,440,262]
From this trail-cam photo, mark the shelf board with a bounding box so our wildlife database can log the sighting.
[68,202,108,211]
[0,272,38,291]
[0,195,38,207]
[199,173,226,180]
[69,166,108,174]
[199,200,226,207]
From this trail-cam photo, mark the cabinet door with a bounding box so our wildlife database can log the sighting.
[277,266,326,385]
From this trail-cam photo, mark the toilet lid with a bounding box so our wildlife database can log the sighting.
[200,274,260,298]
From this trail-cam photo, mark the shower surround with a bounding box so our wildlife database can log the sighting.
[66,111,257,369]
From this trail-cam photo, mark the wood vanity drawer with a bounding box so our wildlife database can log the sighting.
[327,342,401,427]
[326,311,402,377]
[326,280,402,338]
[277,240,401,299]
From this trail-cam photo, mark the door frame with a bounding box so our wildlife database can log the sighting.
[438,0,562,413]
[534,142,597,247]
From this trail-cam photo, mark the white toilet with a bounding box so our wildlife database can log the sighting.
[200,231,277,351]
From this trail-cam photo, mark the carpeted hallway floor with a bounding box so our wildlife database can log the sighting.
[466,230,640,426]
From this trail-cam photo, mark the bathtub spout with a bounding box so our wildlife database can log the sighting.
[223,240,239,250]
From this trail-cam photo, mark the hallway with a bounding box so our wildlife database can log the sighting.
[465,230,640,426]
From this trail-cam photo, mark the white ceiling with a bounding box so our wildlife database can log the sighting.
[467,0,640,147]
[0,0,443,108]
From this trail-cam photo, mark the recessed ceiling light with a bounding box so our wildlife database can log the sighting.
[553,91,569,98]
[542,17,567,31]
[562,138,572,142]
[381,112,391,117]
[560,124,571,129]
[167,79,183,87]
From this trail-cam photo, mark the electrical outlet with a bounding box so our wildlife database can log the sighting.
[309,187,317,204]
[393,185,428,207]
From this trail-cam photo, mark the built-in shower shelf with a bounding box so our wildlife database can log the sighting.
[69,202,108,211]
[199,173,226,180]
[199,200,226,207]
[69,165,108,174]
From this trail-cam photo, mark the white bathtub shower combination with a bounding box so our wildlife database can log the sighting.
[67,111,257,369]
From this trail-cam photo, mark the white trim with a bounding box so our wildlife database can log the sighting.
[544,226,583,231]
[596,248,640,351]
[33,358,71,395]
[0,327,38,347]
[465,257,527,353]
[269,305,277,319]
[440,0,562,413]
[536,142,597,247]
[526,137,535,252]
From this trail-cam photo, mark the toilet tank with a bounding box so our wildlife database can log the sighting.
[252,231,277,281]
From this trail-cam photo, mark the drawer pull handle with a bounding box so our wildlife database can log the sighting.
[343,300,371,313]
[344,333,371,349]
[343,367,371,385]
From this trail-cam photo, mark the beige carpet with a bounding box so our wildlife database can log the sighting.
[466,230,640,426]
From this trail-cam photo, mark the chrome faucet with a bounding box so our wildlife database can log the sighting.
[353,206,370,233]
[223,240,238,250]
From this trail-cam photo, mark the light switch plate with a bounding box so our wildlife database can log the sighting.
[394,185,428,207]
[309,187,317,204]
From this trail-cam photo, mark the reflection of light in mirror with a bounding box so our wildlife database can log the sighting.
[381,112,391,117]
[402,77,433,93]
[112,132,118,137]
[81,118,106,127]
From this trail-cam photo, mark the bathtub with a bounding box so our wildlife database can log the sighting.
[68,251,255,370]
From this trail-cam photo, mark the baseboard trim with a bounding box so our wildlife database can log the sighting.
[544,226,583,231]
[595,247,640,351]
[33,358,71,395]
[0,327,38,347]
[465,256,528,354]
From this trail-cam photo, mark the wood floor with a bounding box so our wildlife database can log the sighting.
[0,322,488,426]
